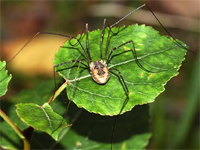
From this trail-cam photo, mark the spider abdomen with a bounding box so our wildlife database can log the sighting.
[90,60,110,84]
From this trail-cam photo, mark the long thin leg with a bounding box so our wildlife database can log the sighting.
[85,23,92,62]
[109,26,120,36]
[109,68,129,150]
[70,59,83,99]
[66,59,83,116]
[54,59,88,69]
[103,26,112,62]
[100,19,107,60]
[145,5,191,52]
[110,4,146,28]
[41,32,91,64]
[107,40,167,73]
[108,3,196,58]
[51,59,83,135]
[101,5,147,62]
[69,25,85,47]
[106,41,131,65]
[102,20,120,61]
[2,31,91,71]
[103,21,120,62]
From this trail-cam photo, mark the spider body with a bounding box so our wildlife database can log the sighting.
[89,60,110,84]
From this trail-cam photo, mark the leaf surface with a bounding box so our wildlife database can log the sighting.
[54,24,187,115]
[0,80,65,149]
[1,80,151,149]
[16,102,68,140]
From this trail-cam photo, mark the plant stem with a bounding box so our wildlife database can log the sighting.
[0,109,30,150]
[47,80,69,104]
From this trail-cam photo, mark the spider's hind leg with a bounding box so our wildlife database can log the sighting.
[109,67,129,150]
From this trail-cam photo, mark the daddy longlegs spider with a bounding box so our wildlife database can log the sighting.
[52,4,191,150]
[1,3,194,150]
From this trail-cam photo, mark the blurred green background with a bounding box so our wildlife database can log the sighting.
[1,0,199,149]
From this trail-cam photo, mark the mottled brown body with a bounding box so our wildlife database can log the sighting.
[89,60,110,84]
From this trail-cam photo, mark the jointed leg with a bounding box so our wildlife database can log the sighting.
[85,23,92,62]
[52,60,84,135]
[54,59,88,69]
[69,26,85,47]
[5,31,91,70]
[100,19,107,60]
[107,40,166,73]
[109,68,129,150]
[70,59,83,99]
[110,4,145,28]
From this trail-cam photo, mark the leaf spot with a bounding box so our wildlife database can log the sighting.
[123,46,130,50]
[76,141,82,147]
[70,83,122,100]
[121,143,126,149]
[140,34,147,38]
[148,74,155,80]
[137,43,143,46]
[141,72,144,77]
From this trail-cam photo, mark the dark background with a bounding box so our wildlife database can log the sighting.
[1,0,199,149]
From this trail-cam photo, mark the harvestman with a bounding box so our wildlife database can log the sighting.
[52,4,191,150]
[2,3,192,150]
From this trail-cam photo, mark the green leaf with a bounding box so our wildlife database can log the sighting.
[0,80,65,149]
[0,60,12,97]
[53,104,151,150]
[1,80,151,149]
[54,24,187,115]
[31,98,151,149]
[16,102,68,140]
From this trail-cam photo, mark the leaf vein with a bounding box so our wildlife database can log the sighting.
[40,106,53,129]
[69,83,123,100]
